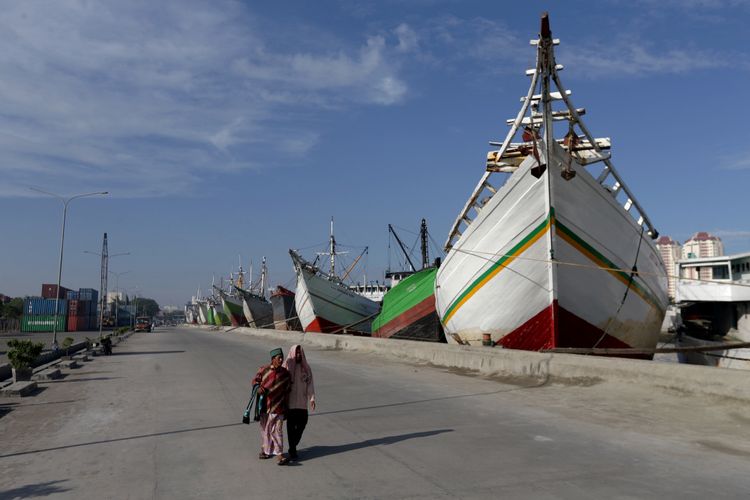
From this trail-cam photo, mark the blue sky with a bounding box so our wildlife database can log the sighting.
[1,0,749,307]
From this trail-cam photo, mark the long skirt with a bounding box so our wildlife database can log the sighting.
[259,412,284,456]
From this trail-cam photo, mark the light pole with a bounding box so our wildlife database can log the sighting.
[109,270,130,328]
[31,188,108,349]
[84,250,130,339]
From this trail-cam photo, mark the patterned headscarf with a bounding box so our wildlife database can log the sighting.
[283,344,312,382]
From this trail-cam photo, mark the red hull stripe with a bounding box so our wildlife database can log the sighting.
[305,316,370,335]
[498,300,634,353]
[373,295,436,339]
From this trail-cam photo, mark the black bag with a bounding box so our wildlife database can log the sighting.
[242,384,260,424]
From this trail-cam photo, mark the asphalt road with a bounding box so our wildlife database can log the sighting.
[1,326,749,499]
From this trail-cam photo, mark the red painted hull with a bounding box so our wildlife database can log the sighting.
[306,316,370,336]
[373,295,441,341]
[497,300,649,359]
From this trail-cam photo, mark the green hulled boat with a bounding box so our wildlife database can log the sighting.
[372,220,445,342]
[372,267,444,342]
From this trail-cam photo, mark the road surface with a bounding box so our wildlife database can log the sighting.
[1,325,749,499]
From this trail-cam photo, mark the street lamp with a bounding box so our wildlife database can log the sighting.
[31,187,108,349]
[109,270,130,328]
[123,286,140,329]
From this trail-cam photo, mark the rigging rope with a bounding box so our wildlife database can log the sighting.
[449,246,750,289]
[593,225,645,348]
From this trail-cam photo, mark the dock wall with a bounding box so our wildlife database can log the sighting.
[209,325,750,401]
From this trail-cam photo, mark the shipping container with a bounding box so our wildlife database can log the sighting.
[78,288,99,303]
[21,315,67,332]
[41,284,72,299]
[68,299,92,316]
[67,291,79,300]
[24,297,68,316]
[67,315,91,332]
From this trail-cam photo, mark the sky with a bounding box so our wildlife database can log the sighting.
[1,0,749,307]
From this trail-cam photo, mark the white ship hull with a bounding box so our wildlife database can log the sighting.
[294,266,380,334]
[436,141,668,355]
[197,303,208,325]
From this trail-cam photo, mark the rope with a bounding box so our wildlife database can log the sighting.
[544,341,750,356]
[593,225,645,348]
[449,246,750,289]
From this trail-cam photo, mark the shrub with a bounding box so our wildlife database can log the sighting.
[62,336,75,356]
[7,339,44,370]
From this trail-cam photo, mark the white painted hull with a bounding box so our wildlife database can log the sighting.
[294,267,380,334]
[436,141,668,353]
[197,303,208,325]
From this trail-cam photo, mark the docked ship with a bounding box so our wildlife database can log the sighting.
[372,219,445,342]
[235,257,274,329]
[290,218,380,334]
[435,14,668,355]
[216,267,249,327]
[270,286,302,331]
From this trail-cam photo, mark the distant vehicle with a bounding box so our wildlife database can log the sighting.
[135,316,152,332]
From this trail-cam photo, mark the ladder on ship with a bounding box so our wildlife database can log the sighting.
[444,12,659,252]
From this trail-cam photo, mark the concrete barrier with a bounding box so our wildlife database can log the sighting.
[1,381,38,397]
[188,324,750,402]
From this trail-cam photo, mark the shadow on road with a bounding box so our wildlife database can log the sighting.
[113,350,185,355]
[301,429,454,460]
[0,479,71,497]
[0,422,241,459]
[43,377,123,384]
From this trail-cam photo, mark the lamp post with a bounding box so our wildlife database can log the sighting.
[31,188,108,349]
[109,270,130,328]
[84,250,130,339]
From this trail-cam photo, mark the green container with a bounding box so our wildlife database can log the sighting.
[21,315,68,332]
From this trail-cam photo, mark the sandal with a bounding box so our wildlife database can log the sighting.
[259,452,272,459]
[277,456,289,466]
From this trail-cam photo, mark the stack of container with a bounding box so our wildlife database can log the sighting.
[21,284,101,332]
[41,283,72,300]
[67,288,100,332]
[21,297,68,332]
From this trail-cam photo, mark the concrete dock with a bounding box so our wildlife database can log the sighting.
[1,325,749,499]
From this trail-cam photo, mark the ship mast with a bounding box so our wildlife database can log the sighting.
[420,218,429,270]
[329,217,336,278]
[389,224,416,272]
[260,256,267,299]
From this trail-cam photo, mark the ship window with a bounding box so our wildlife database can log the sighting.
[712,266,729,280]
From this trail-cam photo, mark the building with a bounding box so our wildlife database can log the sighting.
[656,236,682,300]
[675,251,750,341]
[681,232,724,282]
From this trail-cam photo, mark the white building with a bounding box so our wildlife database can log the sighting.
[681,232,724,282]
[656,236,682,300]
[675,251,750,340]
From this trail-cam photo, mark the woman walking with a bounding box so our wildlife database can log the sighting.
[283,344,315,461]
[253,347,292,465]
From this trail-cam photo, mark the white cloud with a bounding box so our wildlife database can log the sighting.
[394,23,418,53]
[711,230,750,240]
[560,39,730,78]
[0,1,408,198]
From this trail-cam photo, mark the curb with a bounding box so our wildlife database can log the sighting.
[189,324,750,402]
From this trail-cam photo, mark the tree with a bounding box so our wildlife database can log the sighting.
[1,298,23,319]
[135,298,160,318]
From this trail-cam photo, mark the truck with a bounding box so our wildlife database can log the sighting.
[135,316,152,332]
